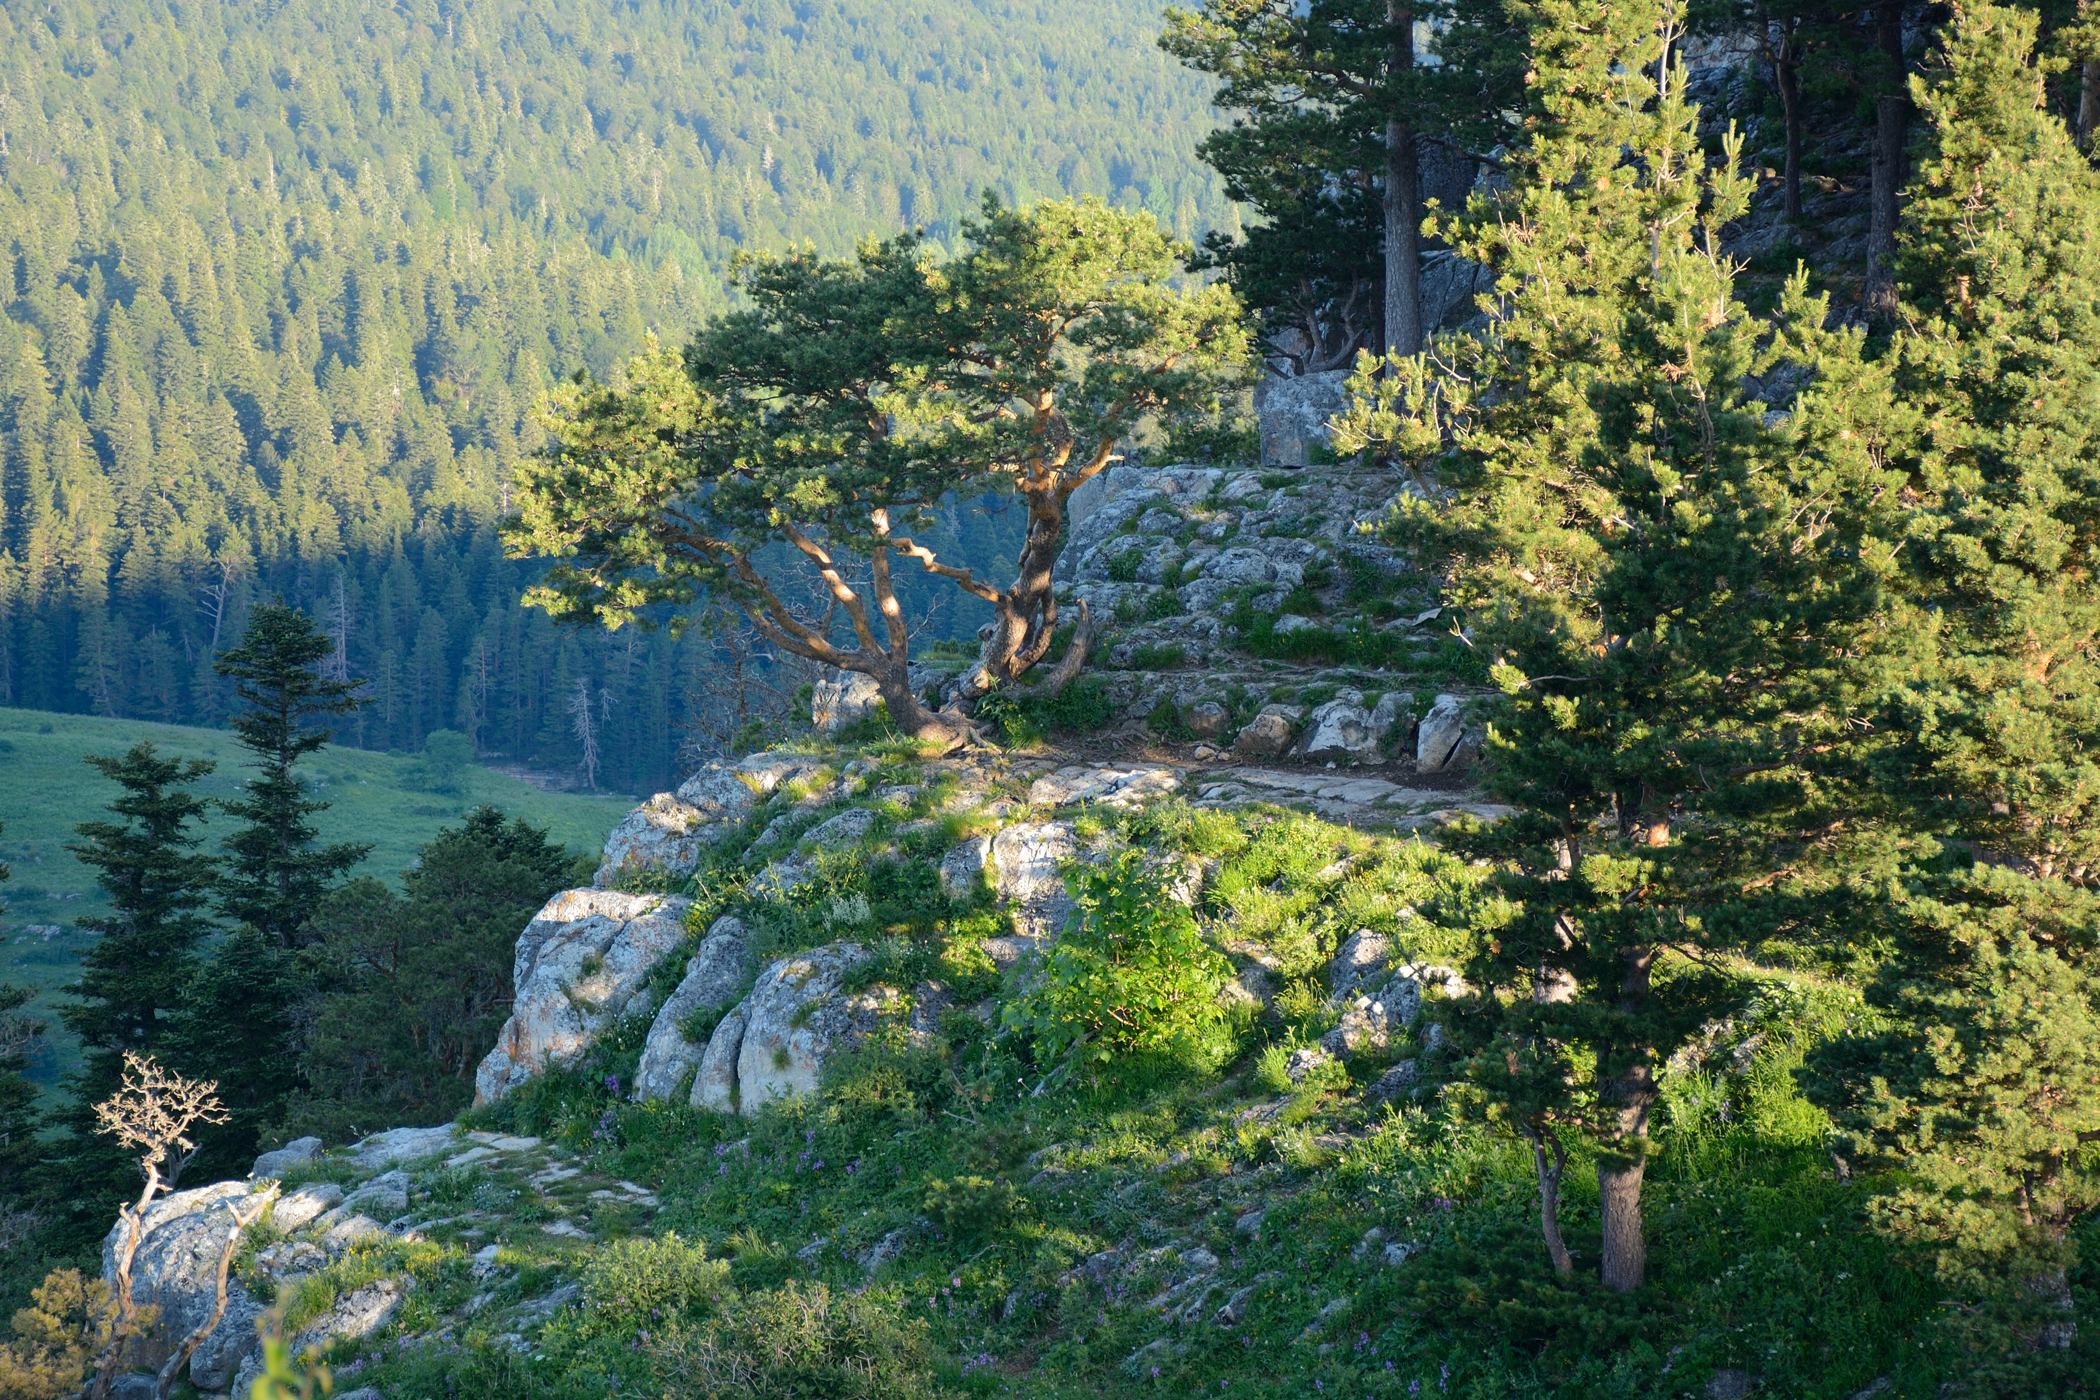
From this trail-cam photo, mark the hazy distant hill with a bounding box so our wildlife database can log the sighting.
[0,0,1224,789]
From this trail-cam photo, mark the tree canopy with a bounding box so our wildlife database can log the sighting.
[509,196,1249,741]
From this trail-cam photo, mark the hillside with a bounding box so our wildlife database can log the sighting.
[48,460,1959,1399]
[0,0,1226,791]
[0,707,632,1087]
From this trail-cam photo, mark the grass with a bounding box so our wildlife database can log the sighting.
[339,792,1979,1399]
[0,706,633,1089]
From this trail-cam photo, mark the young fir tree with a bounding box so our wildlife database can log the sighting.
[59,746,219,1076]
[1334,0,1904,1291]
[211,601,368,949]
[38,747,220,1218]
[1816,4,2100,1359]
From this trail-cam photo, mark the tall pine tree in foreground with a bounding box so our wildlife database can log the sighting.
[170,602,367,1166]
[46,745,220,1207]
[1336,0,1904,1290]
[1816,3,2100,1365]
[211,602,368,949]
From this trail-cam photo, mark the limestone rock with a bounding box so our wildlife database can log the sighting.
[1328,928,1392,1001]
[634,916,751,1102]
[1296,692,1383,765]
[343,1124,459,1172]
[988,821,1078,944]
[474,890,692,1104]
[339,1170,410,1222]
[250,1135,322,1179]
[271,1183,343,1232]
[1415,693,1477,775]
[1285,1045,1334,1084]
[187,1290,264,1388]
[232,1280,407,1394]
[595,791,716,885]
[100,1180,270,1378]
[938,834,992,901]
[690,1006,749,1113]
[1320,963,1468,1057]
[1370,692,1413,753]
[734,943,887,1109]
[800,806,879,850]
[1234,705,1301,757]
[811,669,882,732]
[1255,370,1350,468]
[1026,764,1181,811]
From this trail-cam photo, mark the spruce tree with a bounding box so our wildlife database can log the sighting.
[212,601,368,949]
[59,745,218,1110]
[1816,4,2100,1360]
[1335,0,1904,1291]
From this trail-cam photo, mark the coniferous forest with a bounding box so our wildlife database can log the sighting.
[8,1,2100,1397]
[0,0,1227,793]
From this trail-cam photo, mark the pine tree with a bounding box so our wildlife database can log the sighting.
[162,929,301,1177]
[1335,0,1905,1291]
[38,747,220,1224]
[59,745,218,1106]
[211,601,369,949]
[1816,4,2100,1361]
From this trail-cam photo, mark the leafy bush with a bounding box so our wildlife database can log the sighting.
[579,1234,730,1333]
[649,1281,948,1399]
[1002,848,1239,1089]
[920,1173,1029,1241]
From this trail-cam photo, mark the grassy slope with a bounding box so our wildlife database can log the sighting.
[0,707,633,1086]
[266,746,2036,1400]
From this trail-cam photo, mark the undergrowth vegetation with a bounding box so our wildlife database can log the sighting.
[290,783,2014,1398]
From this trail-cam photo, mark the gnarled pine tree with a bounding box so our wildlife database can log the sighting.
[509,197,1247,744]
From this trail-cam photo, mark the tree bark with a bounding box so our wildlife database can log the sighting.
[1768,20,1805,223]
[1529,1129,1575,1279]
[1598,940,1658,1293]
[1383,3,1421,359]
[2081,58,2100,151]
[1864,1,1909,312]
[1598,1153,1648,1293]
[957,482,1076,699]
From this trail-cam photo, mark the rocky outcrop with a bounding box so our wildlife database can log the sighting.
[633,916,751,1101]
[250,1135,322,1178]
[474,889,691,1104]
[1415,693,1480,775]
[1319,937,1469,1058]
[595,751,839,885]
[1254,369,1350,468]
[986,821,1079,958]
[101,1180,259,1377]
[691,1006,750,1112]
[1295,690,1411,766]
[810,665,943,732]
[732,943,884,1108]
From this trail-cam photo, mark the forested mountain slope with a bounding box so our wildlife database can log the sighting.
[0,0,1225,791]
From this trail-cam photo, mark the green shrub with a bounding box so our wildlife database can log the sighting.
[1127,641,1187,670]
[579,1234,730,1333]
[1002,848,1239,1090]
[649,1281,948,1399]
[920,1173,1029,1241]
[1106,549,1145,582]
